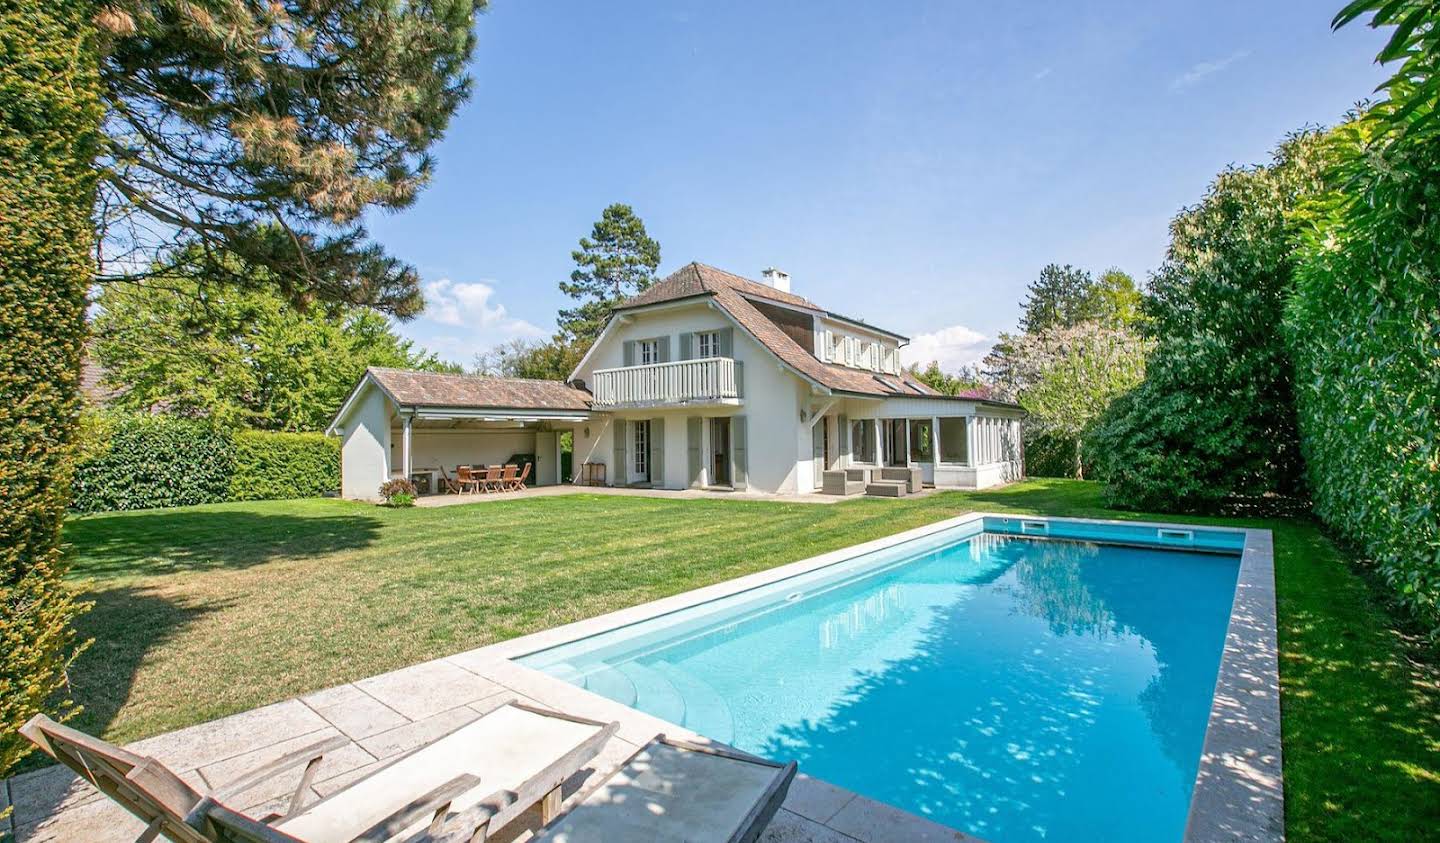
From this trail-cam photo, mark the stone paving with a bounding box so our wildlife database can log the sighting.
[2,648,974,842]
[411,483,894,507]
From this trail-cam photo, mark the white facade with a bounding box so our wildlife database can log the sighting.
[567,294,1024,496]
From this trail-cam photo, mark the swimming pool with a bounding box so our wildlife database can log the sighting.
[515,517,1257,843]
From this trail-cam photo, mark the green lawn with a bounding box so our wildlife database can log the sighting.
[52,480,1439,841]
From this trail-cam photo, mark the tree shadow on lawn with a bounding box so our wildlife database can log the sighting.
[65,508,382,577]
[12,584,222,785]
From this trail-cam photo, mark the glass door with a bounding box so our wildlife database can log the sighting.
[908,419,934,484]
[632,420,650,483]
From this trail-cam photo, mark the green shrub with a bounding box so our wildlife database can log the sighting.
[72,414,234,513]
[0,0,101,776]
[1023,429,1080,478]
[231,430,339,501]
[1288,120,1440,634]
[379,478,416,507]
[1090,131,1328,512]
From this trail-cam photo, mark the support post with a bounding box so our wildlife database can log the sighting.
[402,414,413,479]
[932,415,942,478]
[966,416,976,467]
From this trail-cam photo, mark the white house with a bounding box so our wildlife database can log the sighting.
[329,262,1023,500]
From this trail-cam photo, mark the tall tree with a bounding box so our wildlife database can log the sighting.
[1083,268,1144,329]
[1019,264,1094,333]
[93,270,456,431]
[1089,130,1330,511]
[1,0,100,776]
[557,204,661,344]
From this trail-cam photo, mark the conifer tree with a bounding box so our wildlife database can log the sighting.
[557,204,661,344]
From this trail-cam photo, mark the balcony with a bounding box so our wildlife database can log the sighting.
[591,357,743,409]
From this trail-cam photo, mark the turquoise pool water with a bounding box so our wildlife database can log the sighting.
[519,520,1243,843]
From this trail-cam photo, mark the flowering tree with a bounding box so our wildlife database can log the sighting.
[991,324,1150,479]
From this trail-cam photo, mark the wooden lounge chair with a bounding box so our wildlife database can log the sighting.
[498,464,518,492]
[520,736,796,843]
[507,463,531,492]
[21,702,618,843]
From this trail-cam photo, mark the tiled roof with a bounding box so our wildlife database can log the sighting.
[367,367,592,411]
[621,262,821,311]
[617,263,1004,403]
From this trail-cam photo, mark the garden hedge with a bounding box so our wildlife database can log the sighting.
[72,413,340,513]
[231,430,340,501]
[0,0,101,776]
[1288,123,1440,634]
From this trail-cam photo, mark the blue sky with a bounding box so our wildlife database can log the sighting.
[371,1,1390,371]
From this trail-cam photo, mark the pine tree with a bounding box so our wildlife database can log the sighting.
[1019,264,1094,333]
[92,0,488,314]
[557,204,661,344]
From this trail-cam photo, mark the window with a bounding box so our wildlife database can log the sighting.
[829,332,843,362]
[938,418,968,464]
[850,419,876,464]
[697,331,719,358]
[639,339,659,365]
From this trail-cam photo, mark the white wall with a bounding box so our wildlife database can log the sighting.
[391,428,538,475]
[576,301,813,494]
[340,386,392,500]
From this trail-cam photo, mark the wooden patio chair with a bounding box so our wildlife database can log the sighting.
[455,466,481,494]
[437,466,464,495]
[498,464,518,492]
[21,702,619,843]
[507,463,531,492]
[522,736,797,843]
[481,465,504,493]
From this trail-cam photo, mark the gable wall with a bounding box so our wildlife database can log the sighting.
[574,302,812,493]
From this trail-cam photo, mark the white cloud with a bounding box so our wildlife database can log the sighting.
[1170,51,1250,91]
[400,277,547,366]
[1033,67,1053,81]
[422,278,543,333]
[901,324,991,373]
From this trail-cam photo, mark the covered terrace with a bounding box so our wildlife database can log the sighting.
[327,367,594,500]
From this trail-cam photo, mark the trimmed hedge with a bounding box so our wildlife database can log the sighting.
[231,430,339,501]
[1288,123,1440,634]
[72,413,340,513]
[1,0,102,775]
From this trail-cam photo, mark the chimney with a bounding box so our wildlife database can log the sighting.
[762,267,791,293]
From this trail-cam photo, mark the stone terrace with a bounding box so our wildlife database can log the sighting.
[4,647,976,843]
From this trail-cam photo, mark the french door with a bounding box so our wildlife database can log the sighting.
[632,420,650,483]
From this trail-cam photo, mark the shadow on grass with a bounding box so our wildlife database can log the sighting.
[65,509,382,577]
[1273,526,1440,842]
[11,585,222,788]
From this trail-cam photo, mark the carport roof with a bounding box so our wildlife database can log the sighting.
[367,367,593,411]
[328,368,593,434]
